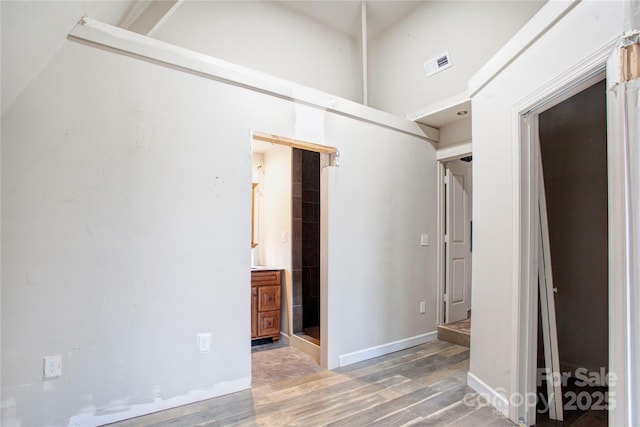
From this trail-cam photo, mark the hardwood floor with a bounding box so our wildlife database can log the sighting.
[106,340,514,427]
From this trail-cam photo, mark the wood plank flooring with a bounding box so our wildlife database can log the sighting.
[106,340,514,427]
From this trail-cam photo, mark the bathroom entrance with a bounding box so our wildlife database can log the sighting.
[292,148,321,345]
[251,131,336,367]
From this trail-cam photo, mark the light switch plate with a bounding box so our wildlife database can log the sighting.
[420,234,429,246]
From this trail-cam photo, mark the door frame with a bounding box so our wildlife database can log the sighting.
[511,39,627,425]
[251,131,338,369]
[436,146,472,326]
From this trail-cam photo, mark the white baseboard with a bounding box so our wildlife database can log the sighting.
[467,371,509,417]
[338,331,437,367]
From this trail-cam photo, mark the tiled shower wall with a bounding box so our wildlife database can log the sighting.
[292,149,303,334]
[302,150,320,332]
[291,148,320,336]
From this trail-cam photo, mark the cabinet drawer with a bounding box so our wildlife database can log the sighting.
[258,311,280,337]
[251,270,281,285]
[258,285,281,312]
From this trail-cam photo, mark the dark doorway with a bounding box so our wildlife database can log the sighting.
[536,79,608,426]
[292,148,321,343]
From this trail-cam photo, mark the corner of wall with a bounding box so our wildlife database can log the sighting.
[466,372,509,418]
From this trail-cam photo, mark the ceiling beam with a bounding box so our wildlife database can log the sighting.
[70,17,439,142]
[122,0,183,37]
[118,1,152,30]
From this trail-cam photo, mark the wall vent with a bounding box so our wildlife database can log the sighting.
[424,51,452,77]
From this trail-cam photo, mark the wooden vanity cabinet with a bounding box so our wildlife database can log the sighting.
[251,270,281,341]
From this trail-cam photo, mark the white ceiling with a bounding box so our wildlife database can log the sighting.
[277,1,425,38]
[1,0,433,121]
[1,0,426,116]
[406,91,471,128]
[415,101,471,128]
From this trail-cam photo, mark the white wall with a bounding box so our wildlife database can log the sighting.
[0,37,295,425]
[470,1,623,422]
[257,146,293,334]
[259,146,292,272]
[1,25,438,426]
[324,113,438,367]
[368,0,545,116]
[251,152,263,266]
[153,0,363,104]
[439,118,472,148]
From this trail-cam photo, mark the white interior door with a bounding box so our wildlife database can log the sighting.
[445,160,472,323]
[536,148,564,421]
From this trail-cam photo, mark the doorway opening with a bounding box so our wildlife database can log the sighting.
[514,67,615,425]
[437,155,473,348]
[250,132,337,386]
[534,78,608,426]
[292,148,321,346]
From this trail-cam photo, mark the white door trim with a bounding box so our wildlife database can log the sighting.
[512,38,624,425]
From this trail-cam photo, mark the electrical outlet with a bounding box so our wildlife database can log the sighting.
[43,355,62,378]
[197,333,212,353]
[420,234,429,246]
[419,301,426,314]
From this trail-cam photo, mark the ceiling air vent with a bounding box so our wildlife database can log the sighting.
[424,51,452,77]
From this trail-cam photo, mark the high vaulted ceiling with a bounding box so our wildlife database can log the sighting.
[1,0,426,116]
[1,1,132,114]
[277,1,424,38]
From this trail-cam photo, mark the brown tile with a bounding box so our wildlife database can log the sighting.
[292,305,303,333]
[292,182,302,198]
[292,196,302,220]
[302,151,320,189]
[292,269,302,306]
[303,297,319,328]
[292,219,302,243]
[302,189,319,203]
[302,201,315,222]
[292,148,303,180]
[308,268,319,297]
